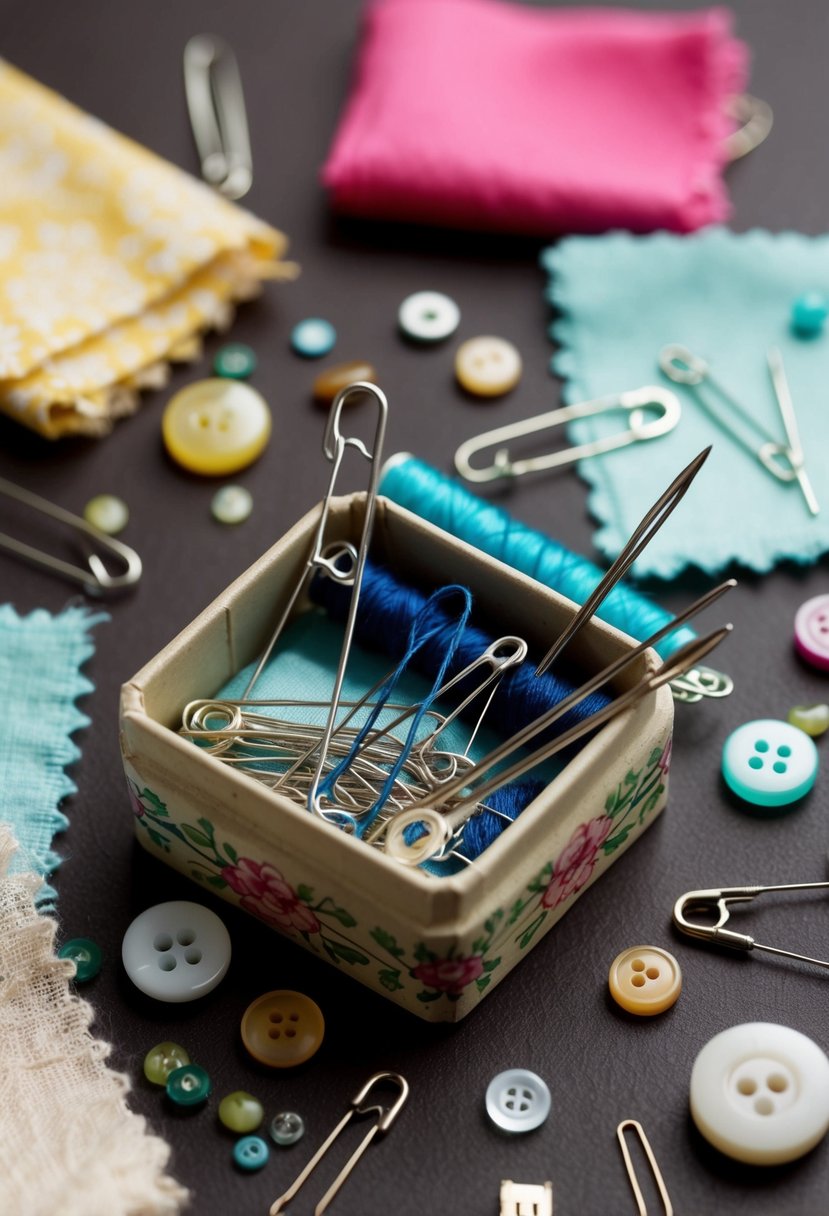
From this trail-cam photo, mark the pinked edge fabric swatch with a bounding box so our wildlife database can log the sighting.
[0,604,106,906]
[0,828,188,1216]
[543,229,829,579]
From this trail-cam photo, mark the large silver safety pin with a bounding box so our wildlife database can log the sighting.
[454,386,681,484]
[269,1072,409,1216]
[0,474,142,594]
[183,34,253,200]
[673,882,829,970]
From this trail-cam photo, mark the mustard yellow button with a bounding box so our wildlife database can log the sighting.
[455,336,522,397]
[608,946,682,1016]
[162,379,271,475]
[241,990,324,1068]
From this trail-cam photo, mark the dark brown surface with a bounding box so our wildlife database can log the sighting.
[1,2,828,1213]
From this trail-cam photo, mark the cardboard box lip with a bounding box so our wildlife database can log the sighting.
[121,494,670,928]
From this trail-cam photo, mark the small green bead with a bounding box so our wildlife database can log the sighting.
[167,1063,211,1108]
[58,937,101,983]
[788,703,829,738]
[214,343,257,379]
[144,1041,191,1086]
[83,494,129,536]
[218,1090,264,1133]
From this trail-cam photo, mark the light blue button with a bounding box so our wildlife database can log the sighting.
[291,318,336,358]
[722,719,818,807]
[233,1135,270,1171]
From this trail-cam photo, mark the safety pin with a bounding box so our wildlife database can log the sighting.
[617,1120,673,1216]
[183,34,253,200]
[269,1072,409,1216]
[673,882,829,970]
[767,347,820,515]
[454,386,681,484]
[725,93,774,162]
[0,474,142,594]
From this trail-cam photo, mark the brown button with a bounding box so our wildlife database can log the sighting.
[608,946,682,1016]
[312,361,378,405]
[241,990,325,1067]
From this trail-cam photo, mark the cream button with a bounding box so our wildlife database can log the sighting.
[121,900,231,1002]
[690,1023,829,1164]
[608,946,682,1016]
[162,379,271,475]
[399,291,460,343]
[455,336,522,397]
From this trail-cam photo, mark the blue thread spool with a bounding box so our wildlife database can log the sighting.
[378,455,695,659]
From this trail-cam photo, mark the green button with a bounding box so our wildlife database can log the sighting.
[218,1090,264,1133]
[58,937,101,983]
[214,343,257,379]
[144,1041,191,1086]
[166,1063,212,1107]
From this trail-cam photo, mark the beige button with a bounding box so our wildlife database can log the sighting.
[455,336,522,397]
[312,361,378,405]
[608,946,682,1016]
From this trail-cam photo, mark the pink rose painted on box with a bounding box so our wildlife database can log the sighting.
[221,857,321,935]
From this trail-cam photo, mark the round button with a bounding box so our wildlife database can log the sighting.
[233,1135,269,1172]
[398,291,460,343]
[690,1022,829,1164]
[791,292,828,338]
[162,379,271,475]
[312,360,378,405]
[241,990,324,1068]
[83,494,129,536]
[608,946,682,1016]
[485,1069,550,1133]
[218,1090,264,1133]
[211,484,253,524]
[121,900,231,1002]
[455,336,522,397]
[144,1041,191,1086]
[58,937,101,982]
[722,719,818,807]
[166,1063,212,1108]
[269,1111,305,1146]
[788,703,829,738]
[291,318,336,358]
[213,342,257,379]
[795,594,829,671]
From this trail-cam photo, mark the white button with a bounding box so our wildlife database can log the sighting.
[121,900,231,1002]
[485,1069,550,1133]
[722,719,818,807]
[398,291,460,343]
[690,1023,829,1164]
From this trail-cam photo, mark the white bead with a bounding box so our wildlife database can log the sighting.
[398,291,460,343]
[211,484,253,524]
[84,494,129,535]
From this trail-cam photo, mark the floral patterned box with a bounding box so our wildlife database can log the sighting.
[120,494,673,1021]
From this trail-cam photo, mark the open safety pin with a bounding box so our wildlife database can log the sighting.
[454,386,681,484]
[673,883,829,970]
[183,34,253,200]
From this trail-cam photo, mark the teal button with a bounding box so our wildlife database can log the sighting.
[214,343,257,379]
[722,719,818,807]
[58,937,101,982]
[291,318,336,358]
[233,1135,269,1171]
[166,1063,212,1107]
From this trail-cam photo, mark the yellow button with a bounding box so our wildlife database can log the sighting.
[608,946,682,1016]
[455,336,522,397]
[162,379,271,475]
[241,990,324,1067]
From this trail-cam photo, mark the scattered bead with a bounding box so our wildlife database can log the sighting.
[608,945,682,1016]
[166,1063,212,1107]
[162,379,271,476]
[791,292,828,338]
[58,937,101,983]
[312,360,377,405]
[211,484,253,525]
[241,990,325,1068]
[214,342,257,379]
[398,290,460,343]
[794,594,829,671]
[269,1111,305,1146]
[218,1090,264,1134]
[233,1135,270,1172]
[291,318,337,359]
[144,1042,191,1086]
[83,494,129,536]
[722,719,819,807]
[788,703,829,738]
[455,336,522,397]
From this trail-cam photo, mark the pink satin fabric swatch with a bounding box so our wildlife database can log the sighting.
[323,1,748,235]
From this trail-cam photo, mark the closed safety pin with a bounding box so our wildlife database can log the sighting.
[0,474,142,594]
[269,1072,409,1216]
[454,386,681,484]
[673,883,829,970]
[183,34,253,200]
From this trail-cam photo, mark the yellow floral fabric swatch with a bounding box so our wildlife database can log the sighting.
[0,60,295,439]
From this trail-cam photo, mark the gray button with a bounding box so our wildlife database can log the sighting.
[122,900,231,1002]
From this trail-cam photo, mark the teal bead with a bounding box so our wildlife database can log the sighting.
[213,343,257,379]
[233,1135,269,1172]
[291,318,336,358]
[791,292,828,338]
[166,1063,212,1107]
[58,937,101,982]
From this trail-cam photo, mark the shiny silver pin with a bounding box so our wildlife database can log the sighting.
[184,34,253,200]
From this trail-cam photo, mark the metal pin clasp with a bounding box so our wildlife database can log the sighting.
[183,34,253,199]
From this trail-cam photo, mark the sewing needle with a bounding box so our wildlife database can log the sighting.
[766,347,820,516]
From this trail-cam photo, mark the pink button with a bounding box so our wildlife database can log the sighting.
[795,595,829,671]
